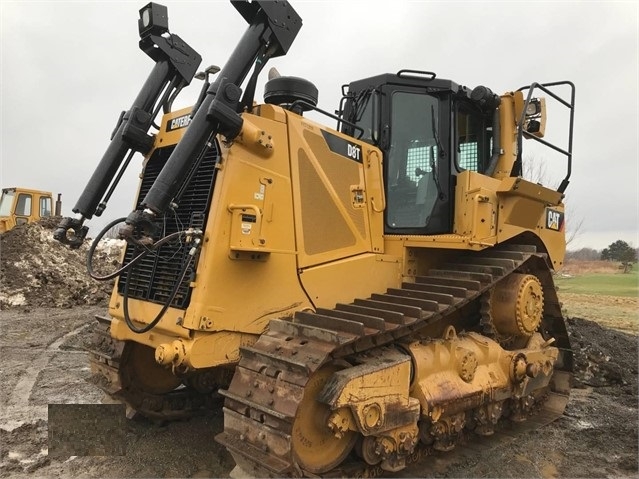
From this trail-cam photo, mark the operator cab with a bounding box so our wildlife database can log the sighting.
[0,187,55,233]
[340,70,497,236]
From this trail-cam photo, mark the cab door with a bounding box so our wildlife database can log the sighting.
[379,86,453,235]
[13,192,33,226]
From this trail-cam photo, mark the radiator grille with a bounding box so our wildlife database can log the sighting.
[117,143,218,309]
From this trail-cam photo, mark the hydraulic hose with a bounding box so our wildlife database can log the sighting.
[122,252,194,334]
[86,217,184,281]
[86,216,199,334]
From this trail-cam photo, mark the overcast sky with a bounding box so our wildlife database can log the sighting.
[2,1,637,251]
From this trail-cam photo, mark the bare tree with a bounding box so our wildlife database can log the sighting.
[565,247,600,261]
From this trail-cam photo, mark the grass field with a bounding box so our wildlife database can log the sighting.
[554,261,638,334]
[554,268,638,297]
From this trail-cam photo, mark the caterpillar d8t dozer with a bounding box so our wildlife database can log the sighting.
[55,1,575,476]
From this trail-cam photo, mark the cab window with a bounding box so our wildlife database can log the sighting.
[40,197,52,217]
[15,194,32,216]
[455,101,492,173]
[342,89,379,145]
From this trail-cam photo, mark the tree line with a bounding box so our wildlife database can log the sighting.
[567,240,638,273]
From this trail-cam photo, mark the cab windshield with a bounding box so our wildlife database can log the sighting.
[0,191,15,216]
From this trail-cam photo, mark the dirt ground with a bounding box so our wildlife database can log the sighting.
[1,221,637,478]
[560,293,638,336]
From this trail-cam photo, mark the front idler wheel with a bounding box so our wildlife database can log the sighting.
[291,363,357,474]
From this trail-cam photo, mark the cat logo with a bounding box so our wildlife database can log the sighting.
[546,208,564,231]
[167,114,192,132]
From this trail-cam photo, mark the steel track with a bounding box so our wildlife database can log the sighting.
[215,244,573,477]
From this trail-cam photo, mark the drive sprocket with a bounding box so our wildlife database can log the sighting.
[480,273,544,347]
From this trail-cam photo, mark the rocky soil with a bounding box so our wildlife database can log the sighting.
[0,217,122,309]
[0,220,637,478]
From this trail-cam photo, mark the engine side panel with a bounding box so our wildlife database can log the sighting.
[287,116,377,268]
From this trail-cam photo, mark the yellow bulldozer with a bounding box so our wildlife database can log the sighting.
[0,187,61,233]
[55,1,575,475]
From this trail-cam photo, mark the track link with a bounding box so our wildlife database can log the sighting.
[216,244,573,477]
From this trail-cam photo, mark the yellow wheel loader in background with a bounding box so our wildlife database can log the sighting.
[0,187,61,233]
[55,1,575,476]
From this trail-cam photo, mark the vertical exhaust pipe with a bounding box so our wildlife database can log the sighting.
[55,194,62,217]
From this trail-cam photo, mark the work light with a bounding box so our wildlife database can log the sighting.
[138,3,169,38]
